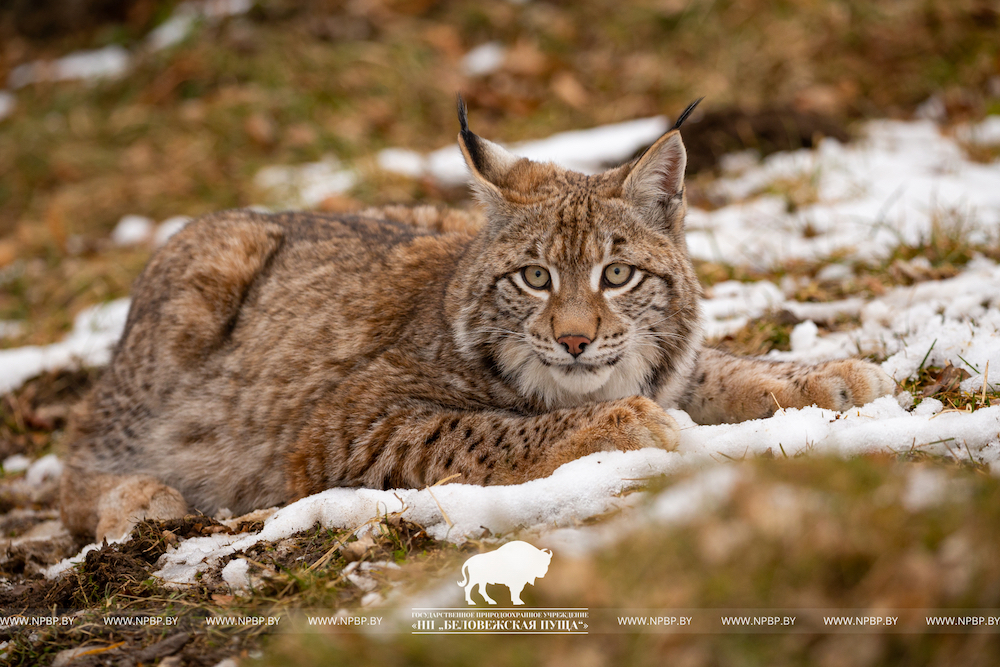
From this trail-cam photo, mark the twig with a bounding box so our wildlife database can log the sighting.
[982,360,990,407]
[426,488,453,528]
[770,392,785,415]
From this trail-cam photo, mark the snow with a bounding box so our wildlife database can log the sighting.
[150,447,686,585]
[221,558,250,589]
[955,116,1000,146]
[543,465,744,557]
[753,256,1000,393]
[8,46,131,89]
[902,466,970,512]
[111,215,155,246]
[0,321,25,340]
[254,157,357,208]
[154,216,192,247]
[147,12,200,52]
[380,116,670,186]
[461,42,507,77]
[2,455,32,474]
[0,298,130,394]
[25,454,63,487]
[147,0,255,52]
[377,148,426,179]
[687,120,1000,268]
[0,92,14,122]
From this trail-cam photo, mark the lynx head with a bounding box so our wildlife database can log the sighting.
[449,99,704,408]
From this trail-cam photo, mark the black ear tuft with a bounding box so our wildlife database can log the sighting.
[671,97,704,131]
[456,94,487,173]
[457,94,470,133]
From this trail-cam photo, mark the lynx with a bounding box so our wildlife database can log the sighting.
[60,100,895,540]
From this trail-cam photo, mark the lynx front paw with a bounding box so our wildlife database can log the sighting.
[95,475,188,542]
[582,396,680,452]
[790,359,896,412]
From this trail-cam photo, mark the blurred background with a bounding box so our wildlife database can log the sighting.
[1,0,998,350]
[2,3,1000,665]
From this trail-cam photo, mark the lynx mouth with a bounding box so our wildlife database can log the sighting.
[550,360,615,394]
[558,358,618,372]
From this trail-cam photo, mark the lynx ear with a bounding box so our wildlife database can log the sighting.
[622,131,687,209]
[621,99,701,233]
[456,96,520,207]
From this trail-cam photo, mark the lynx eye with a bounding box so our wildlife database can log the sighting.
[521,265,551,290]
[603,263,634,287]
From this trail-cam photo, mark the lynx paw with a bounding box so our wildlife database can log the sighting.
[95,475,188,542]
[795,359,896,411]
[591,396,680,452]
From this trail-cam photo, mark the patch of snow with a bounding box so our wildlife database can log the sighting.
[154,216,192,247]
[0,320,25,340]
[9,46,131,89]
[25,454,63,487]
[202,0,253,18]
[756,258,1000,391]
[815,262,853,282]
[377,148,426,179]
[955,115,1000,146]
[383,116,670,186]
[687,120,1000,268]
[648,465,742,524]
[0,92,14,122]
[147,12,199,52]
[146,0,254,52]
[913,398,943,417]
[461,42,506,77]
[150,447,687,585]
[254,157,356,209]
[0,298,130,394]
[902,466,970,512]
[789,320,819,353]
[542,465,743,557]
[44,542,105,578]
[136,394,1000,583]
[111,215,155,246]
[701,279,784,339]
[2,455,32,474]
[221,558,250,590]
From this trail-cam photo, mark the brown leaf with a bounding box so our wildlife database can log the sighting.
[342,534,377,562]
[504,40,548,77]
[551,71,589,109]
[244,113,276,147]
[920,362,972,397]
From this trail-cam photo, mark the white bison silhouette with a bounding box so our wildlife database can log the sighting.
[458,541,553,605]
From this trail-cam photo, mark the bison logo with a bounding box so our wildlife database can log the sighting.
[458,541,553,605]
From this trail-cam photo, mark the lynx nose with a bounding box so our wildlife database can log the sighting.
[557,334,591,358]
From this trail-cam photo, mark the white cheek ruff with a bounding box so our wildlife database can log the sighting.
[493,335,659,408]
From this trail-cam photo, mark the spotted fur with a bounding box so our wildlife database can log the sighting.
[60,102,894,540]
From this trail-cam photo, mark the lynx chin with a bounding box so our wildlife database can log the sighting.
[60,98,895,541]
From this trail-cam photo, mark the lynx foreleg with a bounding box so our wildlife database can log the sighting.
[680,348,896,425]
[288,396,679,494]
